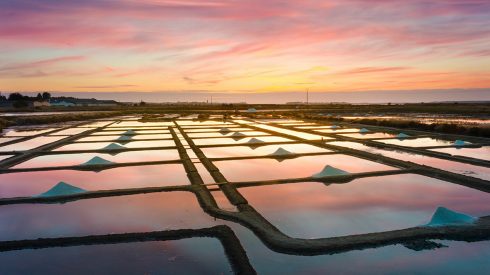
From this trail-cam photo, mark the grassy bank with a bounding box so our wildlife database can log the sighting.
[310,116,490,138]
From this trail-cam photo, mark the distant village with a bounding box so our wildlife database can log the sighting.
[0,92,118,108]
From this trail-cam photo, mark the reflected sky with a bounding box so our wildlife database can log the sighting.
[431,147,490,161]
[0,192,218,241]
[378,137,454,147]
[237,174,490,238]
[13,149,180,168]
[193,136,291,146]
[0,136,68,152]
[215,154,394,182]
[0,238,232,274]
[0,164,189,198]
[328,141,490,181]
[202,144,331,158]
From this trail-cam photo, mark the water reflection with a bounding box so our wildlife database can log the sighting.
[13,150,180,168]
[0,192,218,241]
[0,164,189,198]
[202,144,331,158]
[431,147,490,161]
[237,174,490,238]
[215,155,394,182]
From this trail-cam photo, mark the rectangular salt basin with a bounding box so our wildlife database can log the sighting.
[377,137,453,147]
[0,137,19,145]
[176,120,235,126]
[76,134,173,142]
[340,132,396,139]
[13,149,180,168]
[0,155,12,161]
[92,129,170,135]
[251,124,329,140]
[237,174,490,239]
[193,136,292,146]
[327,141,490,181]
[0,238,231,274]
[55,140,176,151]
[0,136,67,152]
[108,122,174,127]
[49,128,93,135]
[0,164,189,198]
[431,147,490,161]
[187,131,270,138]
[1,128,58,137]
[215,154,395,182]
[0,192,219,241]
[202,144,331,158]
[183,127,252,133]
[315,128,361,133]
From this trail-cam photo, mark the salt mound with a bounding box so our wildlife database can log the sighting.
[123,129,136,136]
[81,156,114,166]
[247,138,264,144]
[231,132,246,141]
[454,140,469,146]
[425,207,477,227]
[37,182,86,197]
[359,128,370,133]
[312,165,349,178]
[269,147,293,157]
[219,127,231,135]
[247,108,257,113]
[103,143,126,151]
[116,135,133,144]
[330,125,339,129]
[397,133,410,139]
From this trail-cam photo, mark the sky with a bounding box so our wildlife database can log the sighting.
[0,0,489,101]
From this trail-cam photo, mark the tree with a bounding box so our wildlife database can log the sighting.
[42,92,51,100]
[8,92,26,101]
[36,93,43,100]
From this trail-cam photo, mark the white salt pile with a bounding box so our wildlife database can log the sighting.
[397,133,410,139]
[231,132,246,140]
[37,182,86,197]
[312,165,349,178]
[330,125,339,129]
[219,127,231,135]
[247,108,257,113]
[247,138,264,144]
[123,129,136,136]
[425,207,477,227]
[454,140,470,146]
[81,156,114,166]
[359,128,370,133]
[269,147,293,157]
[103,143,126,150]
[116,135,133,143]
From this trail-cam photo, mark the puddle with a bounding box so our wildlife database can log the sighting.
[54,140,175,151]
[237,174,490,238]
[13,150,180,168]
[215,155,394,182]
[76,134,173,142]
[0,164,189,198]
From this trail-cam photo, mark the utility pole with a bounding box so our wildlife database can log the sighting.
[306,88,309,106]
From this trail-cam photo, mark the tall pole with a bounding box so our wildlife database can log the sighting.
[306,88,309,105]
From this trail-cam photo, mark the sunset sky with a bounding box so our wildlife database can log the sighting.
[0,0,489,96]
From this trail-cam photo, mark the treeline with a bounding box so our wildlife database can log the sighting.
[0,92,52,108]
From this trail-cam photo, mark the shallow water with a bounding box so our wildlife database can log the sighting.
[0,238,232,275]
[0,164,189,198]
[0,136,68,151]
[54,140,175,151]
[192,136,292,146]
[341,132,396,139]
[13,149,180,168]
[237,174,490,238]
[378,137,454,147]
[215,154,395,182]
[315,128,361,133]
[202,144,331,158]
[76,134,173,142]
[431,147,490,161]
[0,192,217,241]
[327,141,490,181]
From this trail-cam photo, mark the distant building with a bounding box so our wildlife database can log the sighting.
[50,98,118,107]
[33,101,50,107]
